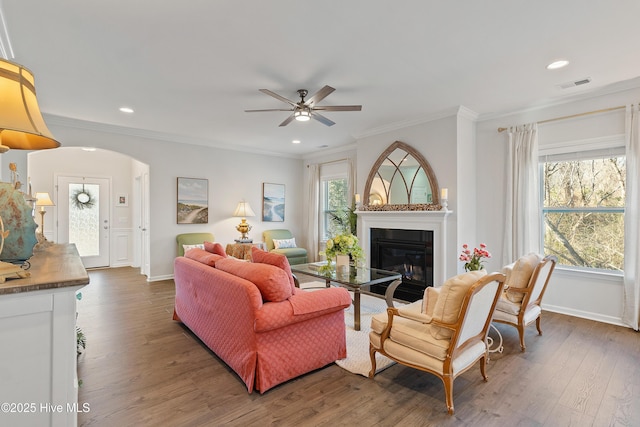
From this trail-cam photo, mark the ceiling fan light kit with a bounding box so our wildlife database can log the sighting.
[294,109,311,121]
[245,85,362,127]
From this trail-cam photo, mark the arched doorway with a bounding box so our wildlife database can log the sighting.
[27,147,150,275]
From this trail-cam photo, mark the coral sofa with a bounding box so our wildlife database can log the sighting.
[173,245,351,393]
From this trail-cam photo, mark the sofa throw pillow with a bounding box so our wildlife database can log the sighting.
[215,258,292,302]
[184,248,223,267]
[251,246,296,293]
[504,253,541,303]
[431,270,487,340]
[204,241,227,258]
[183,244,204,254]
[273,238,296,249]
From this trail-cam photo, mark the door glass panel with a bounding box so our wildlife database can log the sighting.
[68,183,100,257]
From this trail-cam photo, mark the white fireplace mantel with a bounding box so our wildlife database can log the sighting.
[356,209,452,286]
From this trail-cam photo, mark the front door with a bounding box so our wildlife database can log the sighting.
[56,176,111,268]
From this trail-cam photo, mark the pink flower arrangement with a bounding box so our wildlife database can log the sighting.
[459,243,491,271]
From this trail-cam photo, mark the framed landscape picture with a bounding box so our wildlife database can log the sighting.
[177,177,208,224]
[262,183,285,222]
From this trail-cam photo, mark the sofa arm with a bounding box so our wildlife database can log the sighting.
[254,287,351,333]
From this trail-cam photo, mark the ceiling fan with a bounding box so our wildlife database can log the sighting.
[245,85,362,127]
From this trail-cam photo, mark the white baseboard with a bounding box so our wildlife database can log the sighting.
[147,274,174,282]
[542,303,627,328]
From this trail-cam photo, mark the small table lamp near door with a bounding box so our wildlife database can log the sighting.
[35,192,55,243]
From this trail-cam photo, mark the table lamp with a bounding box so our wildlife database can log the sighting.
[233,201,256,243]
[35,192,55,241]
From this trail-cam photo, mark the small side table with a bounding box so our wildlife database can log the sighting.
[225,242,266,260]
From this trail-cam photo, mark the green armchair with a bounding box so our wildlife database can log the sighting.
[176,232,215,257]
[262,229,308,265]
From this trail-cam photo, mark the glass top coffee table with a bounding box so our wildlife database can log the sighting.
[291,263,402,331]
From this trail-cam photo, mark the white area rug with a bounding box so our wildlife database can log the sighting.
[337,292,399,376]
[300,281,398,377]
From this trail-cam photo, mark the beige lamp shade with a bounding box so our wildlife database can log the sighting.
[233,201,256,218]
[0,58,61,152]
[35,192,55,207]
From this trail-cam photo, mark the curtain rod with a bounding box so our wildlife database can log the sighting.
[497,105,626,133]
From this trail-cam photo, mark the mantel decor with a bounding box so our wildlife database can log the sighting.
[359,203,442,211]
[362,141,441,211]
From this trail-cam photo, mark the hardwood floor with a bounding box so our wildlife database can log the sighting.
[77,267,640,426]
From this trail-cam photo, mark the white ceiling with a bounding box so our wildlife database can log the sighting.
[2,1,639,157]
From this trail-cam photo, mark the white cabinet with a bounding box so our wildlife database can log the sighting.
[0,245,89,427]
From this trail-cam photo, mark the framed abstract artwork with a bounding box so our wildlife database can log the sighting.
[177,177,208,224]
[262,183,285,222]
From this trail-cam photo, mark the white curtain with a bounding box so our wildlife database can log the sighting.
[347,158,356,207]
[304,163,320,262]
[623,104,640,330]
[502,123,541,265]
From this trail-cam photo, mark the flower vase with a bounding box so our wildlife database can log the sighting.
[336,254,350,274]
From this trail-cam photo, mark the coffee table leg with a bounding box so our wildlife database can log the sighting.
[354,288,361,331]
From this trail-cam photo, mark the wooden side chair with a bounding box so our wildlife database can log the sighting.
[369,271,506,415]
[492,254,557,351]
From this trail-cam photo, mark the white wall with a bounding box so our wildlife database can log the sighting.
[355,111,461,279]
[476,86,640,325]
[37,118,304,280]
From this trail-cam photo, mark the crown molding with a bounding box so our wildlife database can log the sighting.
[301,142,357,162]
[43,113,303,159]
[478,76,640,123]
[354,105,478,140]
[457,105,479,122]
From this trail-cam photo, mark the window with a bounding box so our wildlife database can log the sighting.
[541,150,625,272]
[321,177,348,240]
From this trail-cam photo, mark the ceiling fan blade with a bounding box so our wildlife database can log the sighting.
[245,108,293,112]
[305,85,335,106]
[313,105,362,112]
[311,112,335,127]
[279,114,296,127]
[259,89,298,107]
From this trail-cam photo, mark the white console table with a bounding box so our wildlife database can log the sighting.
[0,244,89,427]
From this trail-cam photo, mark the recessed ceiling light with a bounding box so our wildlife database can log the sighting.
[292,140,301,144]
[546,60,569,70]
[119,107,134,113]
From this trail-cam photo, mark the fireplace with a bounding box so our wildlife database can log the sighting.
[370,228,433,301]
[357,209,451,303]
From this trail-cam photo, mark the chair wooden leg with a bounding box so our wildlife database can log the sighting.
[518,324,526,352]
[536,316,543,335]
[443,376,455,415]
[480,355,488,381]
[368,344,377,378]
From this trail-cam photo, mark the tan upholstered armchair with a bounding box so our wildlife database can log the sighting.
[493,254,557,352]
[369,271,506,415]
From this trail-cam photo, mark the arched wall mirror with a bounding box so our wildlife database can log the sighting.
[363,141,440,210]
